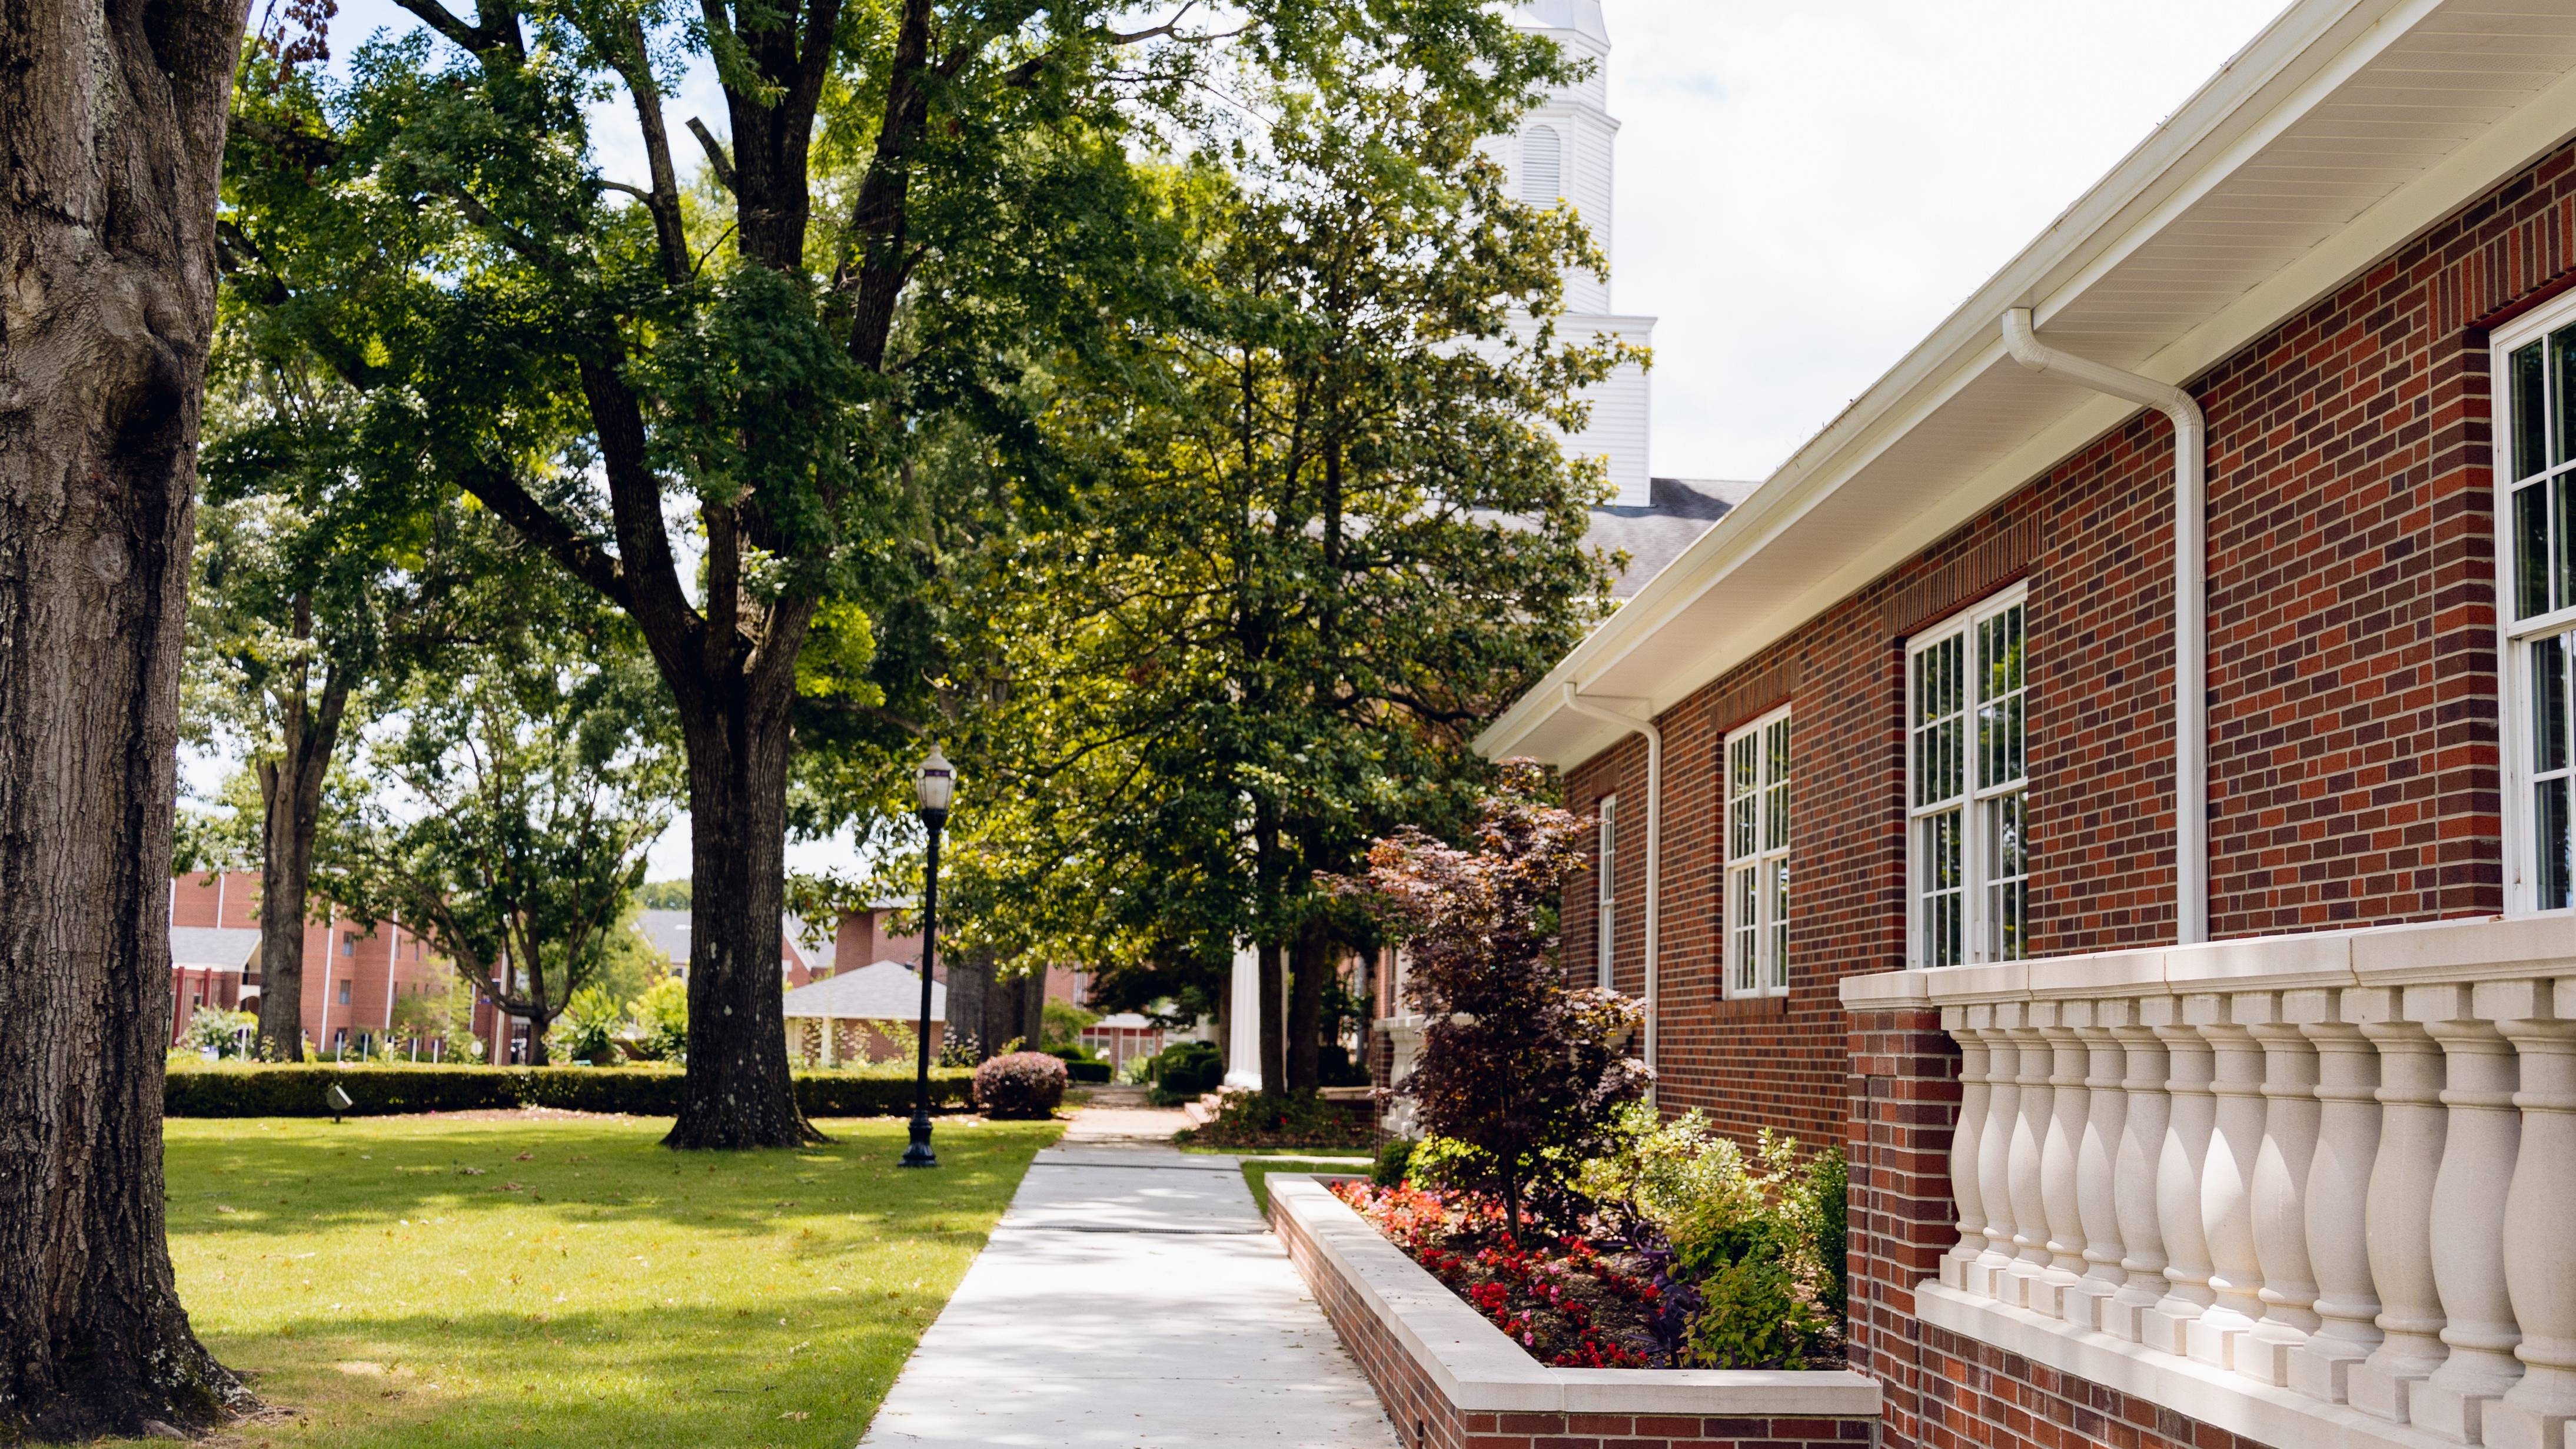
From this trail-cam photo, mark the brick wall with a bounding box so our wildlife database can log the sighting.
[1563,136,2576,1146]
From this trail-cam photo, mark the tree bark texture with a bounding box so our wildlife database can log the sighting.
[0,0,255,1427]
[663,690,817,1148]
[1287,916,1328,1094]
[251,649,348,1061]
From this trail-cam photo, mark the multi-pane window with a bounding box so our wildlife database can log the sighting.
[1909,589,2028,968]
[1724,709,1792,998]
[2499,310,2576,912]
[1595,795,1617,988]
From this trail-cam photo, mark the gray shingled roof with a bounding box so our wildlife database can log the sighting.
[170,926,261,972]
[1588,479,1759,599]
[779,960,943,1021]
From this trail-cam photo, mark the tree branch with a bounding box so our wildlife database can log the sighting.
[686,117,735,191]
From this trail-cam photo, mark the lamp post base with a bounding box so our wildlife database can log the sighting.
[900,1111,938,1168]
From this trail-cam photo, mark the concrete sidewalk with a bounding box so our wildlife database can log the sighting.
[857,1106,1397,1448]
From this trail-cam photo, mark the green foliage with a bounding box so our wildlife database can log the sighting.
[182,1006,259,1059]
[1148,1040,1225,1103]
[636,880,690,910]
[1580,1105,1847,1369]
[164,1063,975,1118]
[1402,1135,1495,1192]
[1370,1138,1414,1188]
[1039,999,1099,1049]
[628,977,689,1062]
[1178,1090,1376,1151]
[549,986,626,1064]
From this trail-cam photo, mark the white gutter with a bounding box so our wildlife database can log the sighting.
[2000,308,2208,946]
[1558,684,1661,1082]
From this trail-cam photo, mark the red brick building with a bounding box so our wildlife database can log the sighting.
[169,870,447,1054]
[1439,6,2576,1449]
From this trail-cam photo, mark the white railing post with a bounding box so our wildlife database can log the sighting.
[1943,1007,1991,1291]
[2037,1006,2091,1319]
[2192,995,2268,1370]
[2414,987,2525,1444]
[2106,1009,2171,1343]
[1972,1009,2023,1300]
[2291,988,2382,1404]
[2489,984,2576,1449]
[2244,997,2323,1386]
[2006,1005,2056,1308]
[2068,999,2131,1332]
[2149,1000,2218,1357]
[2354,1002,2449,1425]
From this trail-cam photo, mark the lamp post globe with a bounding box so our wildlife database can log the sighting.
[902,746,956,1168]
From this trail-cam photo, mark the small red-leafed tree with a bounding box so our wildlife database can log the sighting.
[1328,764,1648,1235]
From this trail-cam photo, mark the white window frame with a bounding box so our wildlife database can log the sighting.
[2492,295,2576,916]
[1907,584,2030,969]
[1723,706,1793,999]
[1594,794,1617,989]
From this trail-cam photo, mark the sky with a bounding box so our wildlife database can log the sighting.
[225,0,2296,882]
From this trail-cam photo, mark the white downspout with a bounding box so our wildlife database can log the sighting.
[1560,684,1663,1084]
[2001,308,2208,945]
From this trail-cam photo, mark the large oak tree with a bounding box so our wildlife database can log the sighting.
[0,0,258,1430]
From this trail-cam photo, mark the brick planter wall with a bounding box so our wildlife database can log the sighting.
[1265,1175,1880,1449]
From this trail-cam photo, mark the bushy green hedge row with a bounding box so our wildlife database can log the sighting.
[165,1064,978,1119]
[1065,1061,1111,1084]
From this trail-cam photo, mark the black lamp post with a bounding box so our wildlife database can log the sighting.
[902,745,955,1168]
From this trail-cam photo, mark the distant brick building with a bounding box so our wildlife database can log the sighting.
[168,870,446,1054]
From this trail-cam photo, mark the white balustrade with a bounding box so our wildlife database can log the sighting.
[2037,1012,2091,1318]
[2067,1002,2130,1331]
[2245,1002,2322,1386]
[1872,919,2576,1449]
[2290,995,2381,1403]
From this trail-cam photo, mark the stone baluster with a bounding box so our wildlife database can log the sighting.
[2242,996,2323,1387]
[2489,983,2576,1449]
[2105,1011,2171,1344]
[2353,1007,2449,1425]
[2290,988,2382,1404]
[2413,986,2524,1445]
[2005,1006,2056,1308]
[2148,1001,2219,1357]
[1971,1010,2023,1301]
[2066,999,2132,1332]
[1943,1007,1991,1292]
[2035,1007,2091,1319]
[2193,995,2269,1370]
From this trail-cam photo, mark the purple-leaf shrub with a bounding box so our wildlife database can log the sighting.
[1324,763,1650,1232]
[973,1051,1068,1119]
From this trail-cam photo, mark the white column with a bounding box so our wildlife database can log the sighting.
[1971,1011,2022,1300]
[2291,990,2383,1404]
[1943,1008,1992,1291]
[2066,1001,2132,1331]
[2035,1009,2091,1320]
[2149,1002,2219,1357]
[2106,1012,2171,1344]
[2243,999,2323,1387]
[2005,1008,2056,1308]
[2354,1008,2451,1425]
[2414,991,2524,1445]
[2489,986,2576,1449]
[2192,996,2268,1370]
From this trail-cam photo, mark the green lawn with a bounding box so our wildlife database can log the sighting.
[127,1114,1058,1449]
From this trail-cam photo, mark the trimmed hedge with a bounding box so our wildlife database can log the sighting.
[1065,1060,1111,1084]
[165,1064,978,1119]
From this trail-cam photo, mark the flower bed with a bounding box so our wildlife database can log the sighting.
[1331,1181,1667,1368]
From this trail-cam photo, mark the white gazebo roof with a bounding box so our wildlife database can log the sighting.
[170,926,260,973]
[780,960,943,1021]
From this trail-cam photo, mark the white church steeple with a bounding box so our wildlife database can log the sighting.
[1506,1,1654,505]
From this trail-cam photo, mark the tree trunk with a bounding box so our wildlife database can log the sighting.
[943,951,993,1061]
[1287,915,1328,1094]
[0,0,255,1428]
[251,664,347,1061]
[664,688,816,1148]
[1256,939,1285,1096]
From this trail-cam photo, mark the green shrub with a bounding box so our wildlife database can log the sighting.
[1063,1060,1111,1084]
[1370,1138,1414,1188]
[1402,1134,1494,1190]
[1045,1043,1101,1065]
[973,1052,1068,1119]
[1149,1040,1223,1101]
[164,1063,975,1118]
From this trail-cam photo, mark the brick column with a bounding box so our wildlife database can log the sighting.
[1848,1004,1962,1449]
